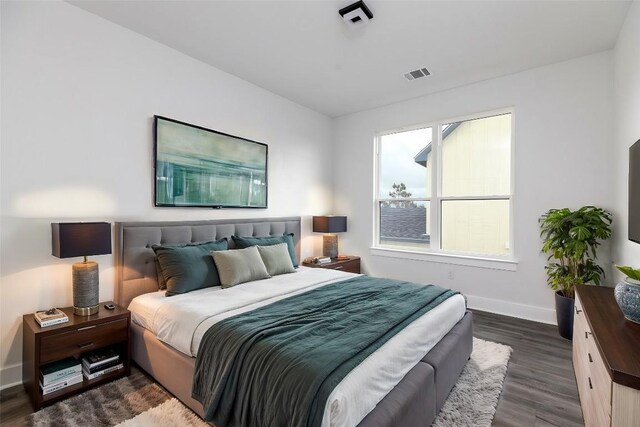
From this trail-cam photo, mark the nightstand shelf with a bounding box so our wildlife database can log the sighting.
[22,303,131,410]
[302,256,361,274]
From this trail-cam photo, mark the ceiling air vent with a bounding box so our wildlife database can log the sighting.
[404,68,431,81]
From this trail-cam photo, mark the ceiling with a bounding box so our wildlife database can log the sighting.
[69,1,631,118]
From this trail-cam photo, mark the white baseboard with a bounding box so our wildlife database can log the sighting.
[466,294,557,325]
[0,363,22,391]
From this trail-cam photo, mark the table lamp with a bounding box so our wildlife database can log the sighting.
[312,216,347,258]
[51,222,112,316]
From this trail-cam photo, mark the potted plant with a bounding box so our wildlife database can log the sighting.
[614,265,640,324]
[539,206,612,339]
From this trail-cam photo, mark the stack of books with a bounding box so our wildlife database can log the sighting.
[34,308,68,328]
[40,357,83,395]
[82,347,124,380]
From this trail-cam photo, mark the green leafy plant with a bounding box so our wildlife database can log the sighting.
[615,265,640,281]
[539,206,612,298]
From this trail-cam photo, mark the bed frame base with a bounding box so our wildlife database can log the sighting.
[132,311,473,426]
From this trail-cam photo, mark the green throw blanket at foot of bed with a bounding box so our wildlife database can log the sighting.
[192,276,459,427]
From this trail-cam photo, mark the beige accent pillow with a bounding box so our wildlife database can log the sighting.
[211,246,270,288]
[257,243,295,276]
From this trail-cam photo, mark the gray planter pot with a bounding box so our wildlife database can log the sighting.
[614,277,640,324]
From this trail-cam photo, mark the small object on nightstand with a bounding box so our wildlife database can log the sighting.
[302,256,331,265]
[104,303,115,310]
[34,308,68,328]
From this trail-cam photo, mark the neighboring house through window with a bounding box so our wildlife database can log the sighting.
[375,110,513,259]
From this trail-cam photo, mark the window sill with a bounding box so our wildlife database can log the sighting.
[370,247,518,271]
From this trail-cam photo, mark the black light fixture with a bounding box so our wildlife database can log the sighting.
[312,216,347,258]
[339,1,373,27]
[52,222,112,316]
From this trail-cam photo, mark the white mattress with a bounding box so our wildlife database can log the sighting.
[129,267,466,427]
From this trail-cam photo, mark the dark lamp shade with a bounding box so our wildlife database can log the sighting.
[312,216,347,233]
[52,222,112,258]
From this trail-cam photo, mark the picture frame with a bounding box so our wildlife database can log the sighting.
[154,116,268,209]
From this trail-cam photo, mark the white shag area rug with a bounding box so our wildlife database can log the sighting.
[432,337,512,426]
[115,398,208,427]
[114,337,511,427]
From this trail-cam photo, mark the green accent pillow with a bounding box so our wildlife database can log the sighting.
[152,239,228,296]
[257,243,295,276]
[211,246,270,288]
[232,233,298,267]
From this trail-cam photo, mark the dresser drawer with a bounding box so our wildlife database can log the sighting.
[40,318,128,363]
[574,294,612,426]
[585,333,612,424]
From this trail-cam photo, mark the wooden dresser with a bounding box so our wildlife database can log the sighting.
[573,285,640,426]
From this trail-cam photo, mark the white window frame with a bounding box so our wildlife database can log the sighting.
[372,108,517,271]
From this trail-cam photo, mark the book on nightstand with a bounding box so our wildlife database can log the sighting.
[81,347,119,369]
[81,347,123,380]
[83,363,124,380]
[34,308,68,328]
[82,358,122,374]
[40,372,83,395]
[40,357,82,386]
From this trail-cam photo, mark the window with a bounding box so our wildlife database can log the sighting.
[375,111,512,259]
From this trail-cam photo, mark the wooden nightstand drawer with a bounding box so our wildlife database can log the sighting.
[329,259,360,273]
[40,318,128,363]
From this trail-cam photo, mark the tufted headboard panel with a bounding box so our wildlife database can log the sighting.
[115,217,301,308]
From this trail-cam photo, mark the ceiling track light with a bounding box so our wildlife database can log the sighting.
[339,1,373,27]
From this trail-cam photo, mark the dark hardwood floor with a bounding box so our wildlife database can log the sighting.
[0,310,584,426]
[472,310,583,427]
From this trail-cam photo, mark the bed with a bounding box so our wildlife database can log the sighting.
[115,217,473,427]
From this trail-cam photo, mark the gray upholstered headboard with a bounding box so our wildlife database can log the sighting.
[115,217,301,308]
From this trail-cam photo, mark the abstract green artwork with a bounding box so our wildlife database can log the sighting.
[154,116,268,208]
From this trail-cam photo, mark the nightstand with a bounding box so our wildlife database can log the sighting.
[22,302,131,410]
[302,256,361,274]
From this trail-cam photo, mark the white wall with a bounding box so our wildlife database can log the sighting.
[333,52,615,324]
[612,1,640,271]
[0,1,333,388]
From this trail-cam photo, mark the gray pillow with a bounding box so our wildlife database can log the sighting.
[211,246,270,288]
[257,243,295,276]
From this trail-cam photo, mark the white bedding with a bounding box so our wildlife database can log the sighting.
[129,267,466,427]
